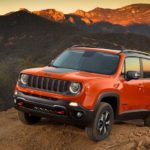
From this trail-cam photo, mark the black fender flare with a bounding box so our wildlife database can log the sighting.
[94,92,120,117]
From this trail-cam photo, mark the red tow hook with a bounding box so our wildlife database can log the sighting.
[56,111,65,115]
[18,101,24,107]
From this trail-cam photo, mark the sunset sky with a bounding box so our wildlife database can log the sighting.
[0,0,150,14]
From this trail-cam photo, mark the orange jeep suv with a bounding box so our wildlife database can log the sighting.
[14,46,150,141]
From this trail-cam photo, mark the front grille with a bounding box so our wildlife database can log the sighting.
[27,75,70,94]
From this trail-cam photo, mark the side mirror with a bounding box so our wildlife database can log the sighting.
[126,71,141,80]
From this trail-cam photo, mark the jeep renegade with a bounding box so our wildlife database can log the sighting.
[14,46,150,141]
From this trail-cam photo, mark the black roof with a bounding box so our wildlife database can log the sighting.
[122,50,150,59]
[123,50,150,56]
[71,45,150,58]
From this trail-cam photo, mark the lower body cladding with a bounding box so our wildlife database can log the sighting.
[13,91,94,126]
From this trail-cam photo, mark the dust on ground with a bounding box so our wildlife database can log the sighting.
[0,109,150,150]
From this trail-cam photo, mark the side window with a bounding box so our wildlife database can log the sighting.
[142,59,150,78]
[125,57,140,75]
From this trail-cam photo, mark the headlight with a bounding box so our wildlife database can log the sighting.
[69,82,81,94]
[20,74,29,85]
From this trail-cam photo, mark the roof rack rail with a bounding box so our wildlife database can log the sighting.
[123,50,150,56]
[71,44,97,48]
[72,44,125,49]
[71,45,121,51]
[71,45,150,56]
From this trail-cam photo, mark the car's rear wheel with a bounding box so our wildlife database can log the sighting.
[86,102,114,142]
[18,111,41,125]
[144,115,150,127]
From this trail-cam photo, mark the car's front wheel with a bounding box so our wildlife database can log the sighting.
[18,111,41,125]
[86,102,114,142]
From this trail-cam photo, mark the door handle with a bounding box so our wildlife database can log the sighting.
[138,84,144,92]
[138,84,144,88]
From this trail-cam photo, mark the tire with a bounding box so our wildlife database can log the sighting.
[144,115,150,127]
[86,102,114,142]
[18,111,41,125]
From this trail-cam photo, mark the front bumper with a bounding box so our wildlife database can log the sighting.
[13,91,94,126]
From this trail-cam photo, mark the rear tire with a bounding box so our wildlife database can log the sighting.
[144,115,150,127]
[86,102,114,142]
[18,111,41,125]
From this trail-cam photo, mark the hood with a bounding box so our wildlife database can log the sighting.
[21,66,111,82]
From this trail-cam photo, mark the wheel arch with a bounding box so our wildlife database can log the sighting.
[94,92,120,119]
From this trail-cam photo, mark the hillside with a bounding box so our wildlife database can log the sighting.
[0,9,79,60]
[0,8,150,110]
[0,109,150,150]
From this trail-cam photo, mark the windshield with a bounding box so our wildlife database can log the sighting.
[51,50,120,75]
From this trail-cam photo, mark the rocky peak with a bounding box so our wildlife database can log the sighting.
[19,8,31,13]
[74,10,86,17]
[33,9,65,22]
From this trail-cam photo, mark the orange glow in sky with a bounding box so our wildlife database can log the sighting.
[0,0,150,14]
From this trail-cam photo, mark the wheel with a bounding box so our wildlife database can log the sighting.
[18,111,41,125]
[86,102,114,142]
[144,115,150,127]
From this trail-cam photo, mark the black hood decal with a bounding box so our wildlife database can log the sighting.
[43,67,77,74]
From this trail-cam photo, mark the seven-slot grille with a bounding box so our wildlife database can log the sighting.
[27,75,70,93]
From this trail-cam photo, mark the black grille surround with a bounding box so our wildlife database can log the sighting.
[24,75,71,95]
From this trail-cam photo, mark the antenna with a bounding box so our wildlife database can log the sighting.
[121,46,126,52]
[71,45,79,47]
[71,44,93,48]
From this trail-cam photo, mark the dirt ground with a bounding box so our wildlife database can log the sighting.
[0,109,150,150]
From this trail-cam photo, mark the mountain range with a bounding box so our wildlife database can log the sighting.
[33,4,150,26]
[3,4,149,37]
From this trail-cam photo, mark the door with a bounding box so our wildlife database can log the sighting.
[142,58,150,109]
[120,57,144,112]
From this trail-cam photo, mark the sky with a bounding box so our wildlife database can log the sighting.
[0,0,150,14]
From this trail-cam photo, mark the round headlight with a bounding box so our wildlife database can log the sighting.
[69,82,81,94]
[20,74,29,85]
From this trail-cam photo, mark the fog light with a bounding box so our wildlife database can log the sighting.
[76,112,83,118]
[69,102,79,107]
[14,90,18,96]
